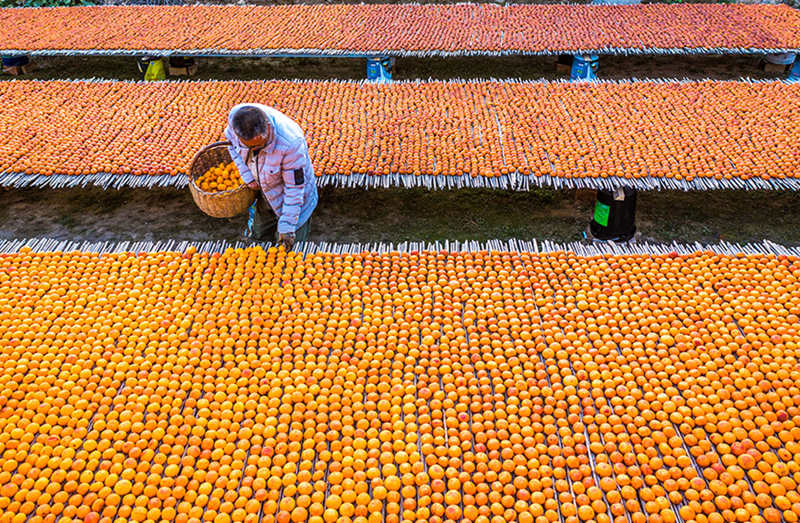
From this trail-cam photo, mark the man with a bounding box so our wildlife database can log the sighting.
[224,104,317,250]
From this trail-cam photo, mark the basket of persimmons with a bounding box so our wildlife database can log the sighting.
[189,141,256,218]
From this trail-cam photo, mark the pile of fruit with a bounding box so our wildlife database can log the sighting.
[2,4,799,54]
[195,162,242,193]
[2,79,800,186]
[0,245,799,523]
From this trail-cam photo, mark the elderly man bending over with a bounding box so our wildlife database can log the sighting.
[224,104,318,250]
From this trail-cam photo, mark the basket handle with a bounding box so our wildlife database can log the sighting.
[190,140,232,175]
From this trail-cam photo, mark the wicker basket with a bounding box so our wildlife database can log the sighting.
[189,141,256,218]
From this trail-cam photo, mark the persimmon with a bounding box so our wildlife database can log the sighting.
[196,162,243,193]
[0,244,799,522]
[1,79,800,188]
[1,4,799,54]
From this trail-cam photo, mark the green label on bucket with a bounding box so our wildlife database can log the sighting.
[594,201,610,227]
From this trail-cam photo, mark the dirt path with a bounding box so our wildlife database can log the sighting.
[2,187,799,246]
[21,54,781,83]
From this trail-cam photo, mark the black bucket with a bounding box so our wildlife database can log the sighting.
[589,187,637,242]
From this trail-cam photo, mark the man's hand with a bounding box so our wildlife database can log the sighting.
[246,180,260,190]
[277,232,295,251]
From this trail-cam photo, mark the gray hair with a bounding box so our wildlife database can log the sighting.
[231,105,270,142]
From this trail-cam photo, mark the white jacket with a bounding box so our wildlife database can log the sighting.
[224,104,318,234]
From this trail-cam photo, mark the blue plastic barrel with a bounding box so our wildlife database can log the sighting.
[790,59,800,82]
[571,55,599,81]
[367,57,393,82]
